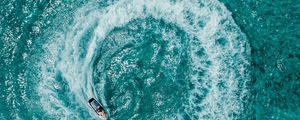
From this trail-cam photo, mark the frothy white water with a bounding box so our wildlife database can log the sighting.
[36,0,250,119]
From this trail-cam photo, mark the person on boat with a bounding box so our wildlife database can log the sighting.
[96,106,107,118]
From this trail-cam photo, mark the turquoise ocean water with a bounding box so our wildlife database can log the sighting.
[0,0,299,119]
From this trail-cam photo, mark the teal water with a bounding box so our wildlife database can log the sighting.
[0,0,299,119]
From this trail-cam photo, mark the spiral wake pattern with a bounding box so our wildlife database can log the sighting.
[1,0,250,119]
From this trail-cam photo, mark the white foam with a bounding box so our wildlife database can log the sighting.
[36,0,250,119]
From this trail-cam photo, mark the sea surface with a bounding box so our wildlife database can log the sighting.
[0,0,299,119]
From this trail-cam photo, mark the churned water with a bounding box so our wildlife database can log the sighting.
[0,0,299,119]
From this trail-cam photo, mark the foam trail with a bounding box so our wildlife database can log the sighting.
[35,0,250,119]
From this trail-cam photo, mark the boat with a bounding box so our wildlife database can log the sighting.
[88,98,107,119]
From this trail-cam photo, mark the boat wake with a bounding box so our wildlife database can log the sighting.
[33,0,250,119]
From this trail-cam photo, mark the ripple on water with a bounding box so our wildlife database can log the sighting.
[36,0,250,119]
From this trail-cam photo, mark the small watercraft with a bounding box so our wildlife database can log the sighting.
[88,98,107,119]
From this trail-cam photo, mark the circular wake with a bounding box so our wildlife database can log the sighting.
[34,0,250,119]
